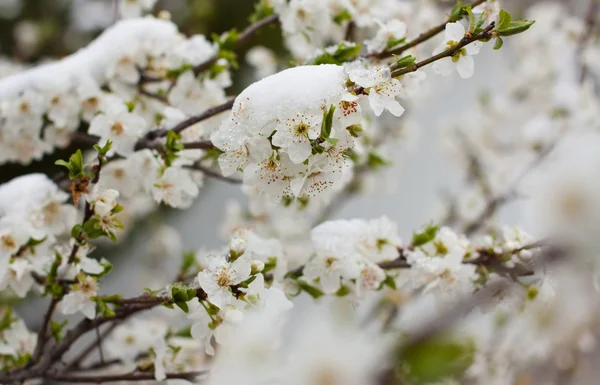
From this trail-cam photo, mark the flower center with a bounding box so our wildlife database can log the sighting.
[2,235,16,250]
[294,123,310,137]
[216,268,232,287]
[111,122,125,135]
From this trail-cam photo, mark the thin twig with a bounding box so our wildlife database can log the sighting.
[65,322,120,371]
[369,0,488,59]
[390,22,496,78]
[30,298,59,363]
[185,162,242,184]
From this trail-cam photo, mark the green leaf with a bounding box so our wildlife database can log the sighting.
[186,289,197,299]
[326,137,339,146]
[50,320,68,341]
[93,140,113,158]
[180,250,196,276]
[0,308,15,331]
[172,287,188,303]
[125,101,135,113]
[55,149,86,180]
[333,9,353,25]
[394,54,416,69]
[367,152,390,170]
[249,0,274,23]
[412,224,439,247]
[381,274,397,290]
[309,42,361,65]
[335,285,351,297]
[399,336,476,384]
[346,124,363,138]
[164,131,184,167]
[298,281,324,299]
[263,257,277,275]
[320,105,336,140]
[175,301,189,313]
[498,20,535,36]
[448,1,466,22]
[174,326,192,338]
[497,9,512,31]
[493,37,504,50]
[386,36,407,50]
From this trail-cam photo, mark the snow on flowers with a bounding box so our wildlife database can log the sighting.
[211,64,404,202]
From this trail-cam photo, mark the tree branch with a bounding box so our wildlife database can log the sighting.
[185,162,242,184]
[369,0,488,60]
[390,22,496,78]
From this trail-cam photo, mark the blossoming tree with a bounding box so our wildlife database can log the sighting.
[0,0,599,384]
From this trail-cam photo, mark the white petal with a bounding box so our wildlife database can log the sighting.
[456,56,475,79]
[433,57,455,76]
[445,22,466,41]
[320,271,341,294]
[287,141,312,164]
[385,99,405,117]
[368,93,385,117]
[248,136,273,162]
[465,40,483,55]
[290,176,307,197]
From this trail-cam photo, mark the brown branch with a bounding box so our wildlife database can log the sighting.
[369,0,488,60]
[390,21,496,78]
[64,322,121,372]
[30,298,59,363]
[185,162,242,184]
[461,141,557,236]
[47,370,207,383]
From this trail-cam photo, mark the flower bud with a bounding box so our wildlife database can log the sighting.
[223,307,243,325]
[251,260,265,274]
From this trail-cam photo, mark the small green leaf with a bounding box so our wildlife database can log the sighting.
[320,105,336,140]
[412,224,439,247]
[180,250,196,276]
[335,285,351,297]
[0,308,15,331]
[125,101,135,113]
[333,9,353,25]
[394,54,416,69]
[493,37,504,50]
[497,9,512,31]
[367,152,390,170]
[381,275,397,290]
[55,149,86,180]
[172,287,188,303]
[50,320,68,341]
[386,36,407,49]
[346,124,363,138]
[249,0,274,23]
[186,289,197,299]
[175,301,189,313]
[298,281,324,299]
[93,140,113,158]
[448,1,466,22]
[399,336,476,384]
[498,20,535,36]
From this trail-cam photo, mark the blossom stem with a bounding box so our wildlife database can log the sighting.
[185,162,242,184]
[390,21,496,78]
[369,0,488,60]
